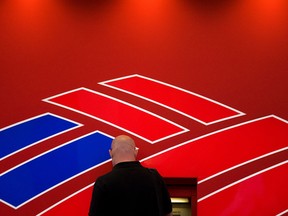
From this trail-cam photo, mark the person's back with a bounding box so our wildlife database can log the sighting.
[89,135,172,216]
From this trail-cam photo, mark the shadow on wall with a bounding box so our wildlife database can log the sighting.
[186,0,239,9]
[60,0,115,10]
[61,0,239,12]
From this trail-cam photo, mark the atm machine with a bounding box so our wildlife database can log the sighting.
[164,178,197,216]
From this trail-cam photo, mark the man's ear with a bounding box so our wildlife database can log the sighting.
[134,147,139,157]
[109,149,112,158]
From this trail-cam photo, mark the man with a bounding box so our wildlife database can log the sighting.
[89,135,172,216]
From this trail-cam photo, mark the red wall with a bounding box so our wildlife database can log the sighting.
[1,0,287,215]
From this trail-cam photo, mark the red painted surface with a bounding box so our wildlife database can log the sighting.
[1,0,287,215]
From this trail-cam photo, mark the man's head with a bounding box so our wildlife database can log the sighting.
[109,135,139,166]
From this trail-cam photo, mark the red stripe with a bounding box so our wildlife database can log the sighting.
[198,162,288,216]
[39,185,93,216]
[142,116,288,180]
[100,75,244,124]
[45,88,187,143]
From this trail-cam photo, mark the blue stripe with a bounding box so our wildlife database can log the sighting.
[0,131,112,207]
[0,114,79,158]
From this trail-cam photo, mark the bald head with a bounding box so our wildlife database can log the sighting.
[110,135,138,166]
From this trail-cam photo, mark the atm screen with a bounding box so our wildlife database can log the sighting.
[164,178,197,216]
[171,197,192,216]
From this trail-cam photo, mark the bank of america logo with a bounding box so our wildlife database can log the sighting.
[1,74,287,215]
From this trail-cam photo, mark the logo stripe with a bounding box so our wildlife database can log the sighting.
[198,161,288,215]
[0,113,82,160]
[142,115,288,182]
[99,74,245,125]
[0,131,112,208]
[36,184,94,216]
[44,88,188,143]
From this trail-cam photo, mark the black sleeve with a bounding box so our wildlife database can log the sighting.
[148,168,172,215]
[88,178,107,216]
[160,178,173,215]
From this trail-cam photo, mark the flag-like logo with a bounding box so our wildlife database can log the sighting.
[1,74,287,215]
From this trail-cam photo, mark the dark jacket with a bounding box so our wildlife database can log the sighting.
[89,161,172,216]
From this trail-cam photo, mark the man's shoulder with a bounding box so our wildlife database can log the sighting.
[95,170,115,183]
[146,168,160,175]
